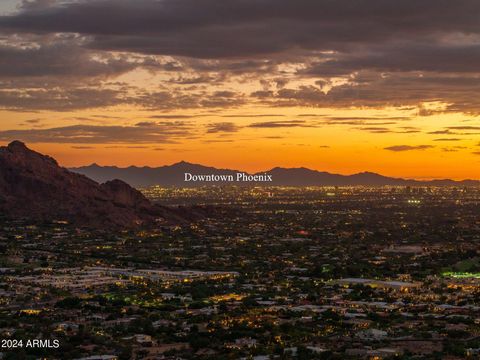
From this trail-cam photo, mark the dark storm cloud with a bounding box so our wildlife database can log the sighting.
[0,84,246,111]
[0,122,193,143]
[384,145,434,152]
[252,73,480,114]
[303,43,480,76]
[168,75,217,85]
[0,42,140,78]
[132,90,246,110]
[2,0,480,58]
[20,0,58,11]
[0,87,125,111]
[2,0,480,112]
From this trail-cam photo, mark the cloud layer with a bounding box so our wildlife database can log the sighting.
[0,122,193,143]
[2,0,480,118]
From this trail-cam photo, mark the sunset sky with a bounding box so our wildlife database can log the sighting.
[1,0,480,179]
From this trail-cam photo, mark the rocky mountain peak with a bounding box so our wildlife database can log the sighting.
[0,141,193,228]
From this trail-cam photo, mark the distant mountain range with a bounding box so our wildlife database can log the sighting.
[71,161,480,187]
[0,141,206,228]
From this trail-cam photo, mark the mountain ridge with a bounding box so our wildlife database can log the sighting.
[71,161,480,187]
[0,141,204,228]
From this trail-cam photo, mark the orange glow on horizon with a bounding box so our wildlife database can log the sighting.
[1,103,479,181]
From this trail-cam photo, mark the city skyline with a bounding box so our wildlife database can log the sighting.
[1,0,480,180]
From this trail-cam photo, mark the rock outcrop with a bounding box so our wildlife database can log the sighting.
[0,141,188,228]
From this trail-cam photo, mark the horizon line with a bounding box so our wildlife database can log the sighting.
[70,161,480,183]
